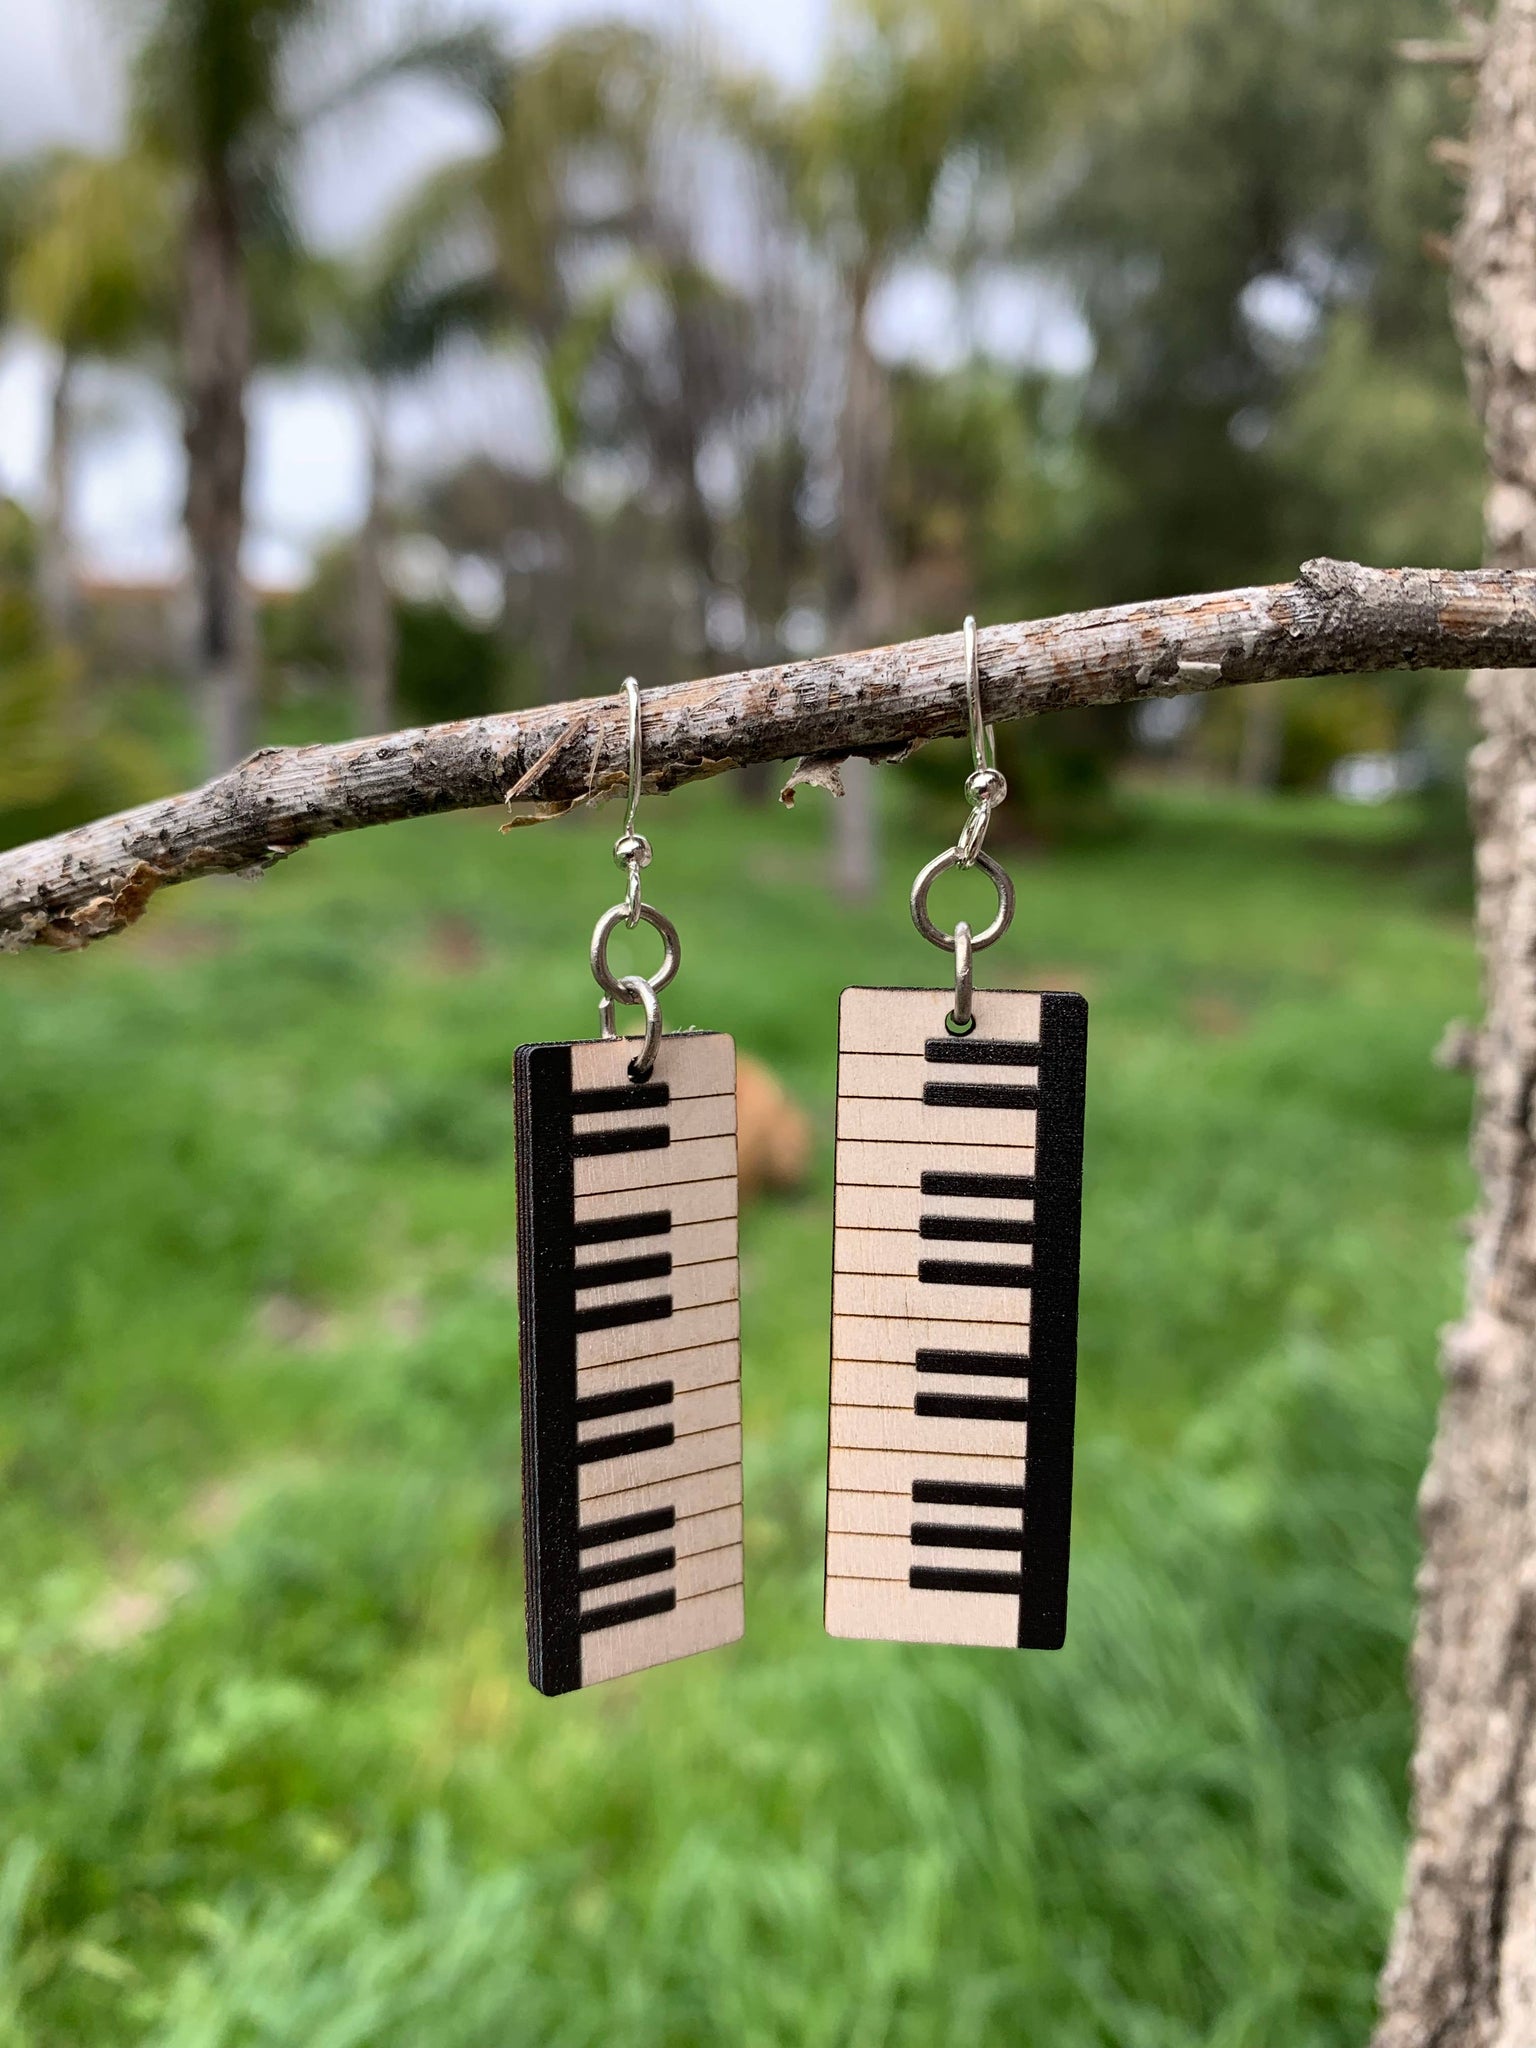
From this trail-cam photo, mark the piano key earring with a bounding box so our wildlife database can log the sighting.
[513,676,744,1696]
[824,617,1089,1652]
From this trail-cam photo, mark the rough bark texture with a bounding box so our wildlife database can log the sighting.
[1376,6,1536,2043]
[183,171,255,778]
[3,559,1535,955]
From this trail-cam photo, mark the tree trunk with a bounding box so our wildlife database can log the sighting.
[182,169,254,776]
[352,389,395,737]
[832,269,895,900]
[1375,6,1536,2042]
[38,349,77,644]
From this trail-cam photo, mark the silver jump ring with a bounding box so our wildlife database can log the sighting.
[951,919,975,1029]
[599,973,663,1079]
[590,899,681,1002]
[910,847,1015,952]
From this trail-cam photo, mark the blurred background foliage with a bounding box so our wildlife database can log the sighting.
[0,0,1495,2038]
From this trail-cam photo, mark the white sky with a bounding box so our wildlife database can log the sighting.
[0,0,1089,584]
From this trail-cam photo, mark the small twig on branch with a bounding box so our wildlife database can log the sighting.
[4,558,1535,955]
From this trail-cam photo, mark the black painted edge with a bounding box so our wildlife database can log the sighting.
[515,1041,583,1696]
[1018,990,1088,1651]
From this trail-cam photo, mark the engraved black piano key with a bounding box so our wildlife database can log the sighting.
[571,1294,674,1335]
[573,1209,672,1248]
[570,1124,670,1160]
[914,1348,1028,1379]
[574,1421,676,1465]
[919,1215,1034,1244]
[910,1522,1026,1551]
[577,1545,677,1593]
[920,1170,1036,1200]
[574,1379,674,1424]
[914,1393,1030,1422]
[911,1479,1027,1509]
[572,1082,671,1114]
[922,1081,1039,1111]
[917,1257,1032,1289]
[576,1252,673,1289]
[909,1567,1025,1596]
[578,1504,677,1549]
[923,1036,1041,1066]
[578,1587,678,1634]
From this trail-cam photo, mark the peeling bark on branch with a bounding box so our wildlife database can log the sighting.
[2,558,1534,954]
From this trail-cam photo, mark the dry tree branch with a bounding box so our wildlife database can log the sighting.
[4,557,1534,954]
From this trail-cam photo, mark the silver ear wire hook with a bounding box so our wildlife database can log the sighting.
[963,617,995,783]
[910,614,1014,1029]
[612,675,653,927]
[955,616,1007,868]
[592,674,674,1080]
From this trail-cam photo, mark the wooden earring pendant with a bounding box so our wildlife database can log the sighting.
[514,679,743,1695]
[824,620,1088,1652]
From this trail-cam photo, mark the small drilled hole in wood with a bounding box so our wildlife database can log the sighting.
[945,1011,976,1037]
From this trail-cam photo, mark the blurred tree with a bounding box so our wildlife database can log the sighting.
[375,22,813,714]
[8,150,176,643]
[121,0,502,773]
[474,24,800,680]
[0,497,164,845]
[423,456,742,706]
[532,28,787,675]
[740,0,1166,886]
[1052,0,1482,783]
[302,198,505,734]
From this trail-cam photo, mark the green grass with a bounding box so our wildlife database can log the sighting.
[0,776,1475,2045]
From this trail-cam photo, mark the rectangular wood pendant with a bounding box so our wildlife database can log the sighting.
[514,1030,743,1695]
[825,987,1088,1651]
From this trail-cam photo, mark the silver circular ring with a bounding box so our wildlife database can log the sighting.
[610,973,663,1079]
[590,900,681,1001]
[910,847,1014,953]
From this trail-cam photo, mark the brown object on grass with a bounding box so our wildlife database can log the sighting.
[736,1055,812,1201]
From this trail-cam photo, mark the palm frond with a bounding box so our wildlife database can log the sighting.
[290,22,508,135]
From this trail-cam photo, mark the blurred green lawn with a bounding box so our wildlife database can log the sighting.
[0,778,1475,2045]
